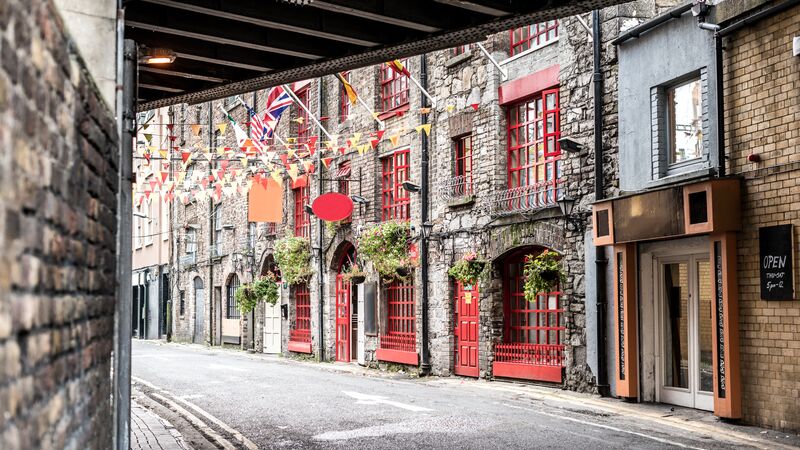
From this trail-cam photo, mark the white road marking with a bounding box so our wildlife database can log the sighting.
[178,394,205,400]
[133,376,259,450]
[342,391,432,412]
[208,363,248,372]
[502,403,706,450]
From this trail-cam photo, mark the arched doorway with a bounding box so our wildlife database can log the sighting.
[192,277,204,344]
[335,242,357,362]
[261,255,281,354]
[493,247,565,383]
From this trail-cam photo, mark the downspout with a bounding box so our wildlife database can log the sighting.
[317,79,325,361]
[698,16,725,177]
[208,102,214,346]
[592,9,610,397]
[419,54,431,374]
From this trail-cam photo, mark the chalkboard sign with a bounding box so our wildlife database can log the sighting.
[759,224,795,300]
[363,282,377,335]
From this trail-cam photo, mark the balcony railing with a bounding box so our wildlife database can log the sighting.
[434,175,473,203]
[208,243,224,259]
[490,180,564,216]
[178,253,196,266]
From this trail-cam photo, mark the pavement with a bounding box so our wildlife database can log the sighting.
[131,339,800,450]
[131,398,188,450]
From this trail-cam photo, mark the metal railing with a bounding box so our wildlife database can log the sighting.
[178,253,196,266]
[490,180,564,215]
[208,243,224,259]
[434,175,473,202]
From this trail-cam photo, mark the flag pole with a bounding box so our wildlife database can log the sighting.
[281,83,335,142]
[476,42,508,81]
[234,96,291,149]
[407,74,437,108]
[356,93,384,129]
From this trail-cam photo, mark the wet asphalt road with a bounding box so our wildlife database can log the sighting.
[131,340,762,450]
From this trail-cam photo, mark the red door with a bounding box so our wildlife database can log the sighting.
[454,282,479,377]
[335,274,350,362]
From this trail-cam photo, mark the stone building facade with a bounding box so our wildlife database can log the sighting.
[161,3,677,393]
[0,0,118,448]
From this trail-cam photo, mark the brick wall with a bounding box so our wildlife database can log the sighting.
[725,4,800,431]
[0,1,118,448]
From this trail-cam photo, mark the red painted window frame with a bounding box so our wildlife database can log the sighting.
[380,59,409,112]
[451,43,473,57]
[380,149,411,222]
[293,185,310,238]
[289,283,312,349]
[379,280,416,355]
[453,134,473,197]
[494,250,564,382]
[509,21,559,56]
[339,71,351,123]
[296,85,311,144]
[506,87,562,207]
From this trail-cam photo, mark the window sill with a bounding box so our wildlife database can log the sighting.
[377,104,410,121]
[447,195,475,209]
[648,167,715,190]
[445,50,472,68]
[499,37,559,66]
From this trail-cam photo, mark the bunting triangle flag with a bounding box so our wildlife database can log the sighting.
[415,124,432,136]
[166,124,175,132]
[389,134,400,147]
[322,157,333,169]
[349,132,362,147]
[159,149,168,161]
[302,160,314,174]
[217,123,227,134]
[374,130,386,141]
[470,103,480,111]
[287,164,299,182]
[271,169,283,185]
[181,150,191,164]
[190,124,202,136]
[144,133,153,142]
[357,143,370,155]
[419,107,431,114]
[370,138,380,149]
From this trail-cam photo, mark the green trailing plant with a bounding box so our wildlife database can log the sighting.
[358,221,416,280]
[252,273,280,305]
[274,235,313,285]
[447,251,487,287]
[523,250,566,302]
[235,284,258,314]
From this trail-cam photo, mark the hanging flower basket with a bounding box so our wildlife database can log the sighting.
[523,250,566,303]
[274,235,313,285]
[447,251,487,287]
[253,273,280,305]
[358,221,416,281]
[341,264,367,284]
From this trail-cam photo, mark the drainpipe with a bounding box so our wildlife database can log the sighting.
[697,18,725,177]
[419,54,431,374]
[592,9,610,397]
[208,102,214,346]
[317,79,325,361]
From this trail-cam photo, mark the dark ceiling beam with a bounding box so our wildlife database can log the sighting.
[175,53,269,73]
[136,0,631,111]
[432,0,511,17]
[140,0,382,47]
[127,29,278,72]
[310,1,442,32]
[139,66,226,83]
[139,83,184,93]
[126,20,322,60]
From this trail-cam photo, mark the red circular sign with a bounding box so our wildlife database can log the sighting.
[312,192,354,222]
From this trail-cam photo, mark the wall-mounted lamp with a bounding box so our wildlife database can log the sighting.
[557,195,585,232]
[138,47,176,65]
[222,224,235,230]
[558,137,585,154]
[133,212,148,219]
[421,222,434,240]
[402,181,421,193]
[351,195,369,205]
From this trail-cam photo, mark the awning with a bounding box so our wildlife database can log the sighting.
[125,0,628,111]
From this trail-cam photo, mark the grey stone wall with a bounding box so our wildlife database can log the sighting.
[0,0,118,448]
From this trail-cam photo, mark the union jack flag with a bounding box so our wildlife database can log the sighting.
[263,86,293,137]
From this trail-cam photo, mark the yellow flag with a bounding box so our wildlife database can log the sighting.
[271,169,283,185]
[415,124,431,136]
[217,123,227,134]
[190,124,202,136]
[389,135,400,147]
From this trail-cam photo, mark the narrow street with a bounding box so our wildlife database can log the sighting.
[131,341,798,449]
